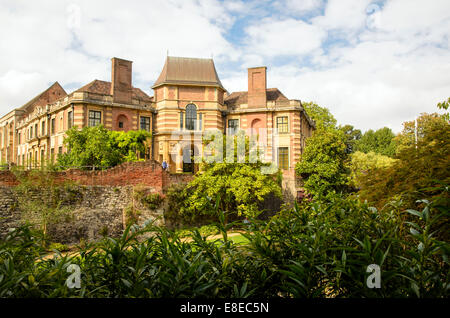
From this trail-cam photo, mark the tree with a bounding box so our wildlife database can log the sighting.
[355,127,397,157]
[358,112,450,209]
[180,162,282,222]
[295,128,349,198]
[437,97,449,122]
[57,125,151,169]
[109,129,152,162]
[347,151,396,189]
[302,101,337,129]
[339,124,362,154]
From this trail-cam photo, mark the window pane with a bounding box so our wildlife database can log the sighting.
[185,104,197,130]
[277,116,288,133]
[180,112,183,129]
[278,147,289,170]
[228,119,239,135]
[140,116,150,131]
[88,110,101,127]
[68,111,73,129]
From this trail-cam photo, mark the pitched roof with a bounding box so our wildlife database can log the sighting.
[18,82,67,112]
[75,80,153,102]
[224,88,288,107]
[152,56,225,90]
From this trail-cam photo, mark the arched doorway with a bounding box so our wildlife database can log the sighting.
[182,143,199,173]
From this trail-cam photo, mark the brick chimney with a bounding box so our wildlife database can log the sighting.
[111,57,133,104]
[247,66,267,108]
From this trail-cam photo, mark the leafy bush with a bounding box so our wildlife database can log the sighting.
[0,186,448,298]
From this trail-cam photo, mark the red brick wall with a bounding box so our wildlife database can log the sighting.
[178,86,204,101]
[0,171,19,186]
[0,160,195,191]
[248,67,267,108]
[0,161,193,191]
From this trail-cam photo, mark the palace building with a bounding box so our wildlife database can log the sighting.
[0,56,315,196]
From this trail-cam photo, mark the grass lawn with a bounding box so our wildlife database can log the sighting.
[206,232,250,245]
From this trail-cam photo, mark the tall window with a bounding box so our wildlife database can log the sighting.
[180,112,183,130]
[228,119,239,135]
[140,116,150,131]
[68,111,73,129]
[34,124,38,137]
[41,121,45,136]
[185,104,197,131]
[198,113,203,131]
[88,110,101,127]
[51,118,55,134]
[41,149,45,166]
[278,147,289,170]
[277,116,288,134]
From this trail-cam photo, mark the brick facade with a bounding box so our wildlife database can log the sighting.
[0,55,315,198]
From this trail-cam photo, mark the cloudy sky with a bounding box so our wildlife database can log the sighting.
[0,0,449,132]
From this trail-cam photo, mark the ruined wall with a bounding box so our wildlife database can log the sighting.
[0,160,195,243]
[0,184,165,244]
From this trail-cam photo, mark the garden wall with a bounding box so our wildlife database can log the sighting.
[0,160,194,243]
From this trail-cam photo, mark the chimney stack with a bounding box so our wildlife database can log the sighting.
[247,66,267,108]
[111,57,133,104]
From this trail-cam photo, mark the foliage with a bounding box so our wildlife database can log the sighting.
[109,129,152,163]
[437,97,449,122]
[57,125,151,170]
[11,169,77,237]
[0,186,448,298]
[348,151,396,189]
[302,101,337,129]
[358,113,450,210]
[133,185,164,210]
[295,127,349,199]
[180,162,282,221]
[355,127,397,157]
[339,124,362,154]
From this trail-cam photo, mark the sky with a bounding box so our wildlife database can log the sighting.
[0,0,449,133]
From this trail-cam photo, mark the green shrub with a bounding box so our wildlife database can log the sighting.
[0,186,448,298]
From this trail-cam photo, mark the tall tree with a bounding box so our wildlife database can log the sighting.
[358,112,450,209]
[57,125,151,169]
[339,124,362,154]
[302,101,337,129]
[355,127,396,157]
[295,127,349,198]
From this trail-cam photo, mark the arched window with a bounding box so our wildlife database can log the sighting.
[185,104,197,130]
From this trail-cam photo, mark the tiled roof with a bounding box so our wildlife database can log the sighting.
[75,80,153,102]
[152,56,225,90]
[224,88,288,107]
[18,82,67,112]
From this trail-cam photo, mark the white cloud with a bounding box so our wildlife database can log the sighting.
[312,0,372,31]
[1,0,449,134]
[273,0,324,15]
[0,0,236,115]
[244,18,327,57]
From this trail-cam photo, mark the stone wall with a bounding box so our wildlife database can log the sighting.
[0,184,167,244]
